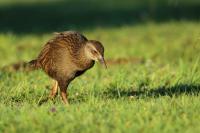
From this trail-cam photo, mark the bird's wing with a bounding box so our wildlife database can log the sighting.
[54,31,88,44]
[37,31,88,70]
[52,31,88,56]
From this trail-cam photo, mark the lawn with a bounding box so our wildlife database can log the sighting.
[0,1,200,133]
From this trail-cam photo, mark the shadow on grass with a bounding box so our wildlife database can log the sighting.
[37,83,200,105]
[0,0,199,34]
[7,84,200,106]
[103,84,200,99]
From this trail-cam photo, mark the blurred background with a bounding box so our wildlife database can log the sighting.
[0,0,199,67]
[0,0,199,33]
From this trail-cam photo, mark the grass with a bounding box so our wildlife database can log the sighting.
[0,0,200,132]
[0,21,200,133]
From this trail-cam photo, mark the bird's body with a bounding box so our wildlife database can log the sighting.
[36,31,94,81]
[30,31,106,104]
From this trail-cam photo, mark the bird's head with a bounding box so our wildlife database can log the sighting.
[85,40,107,68]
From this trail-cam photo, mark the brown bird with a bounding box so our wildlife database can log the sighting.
[29,31,107,104]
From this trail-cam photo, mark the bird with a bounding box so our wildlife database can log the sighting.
[29,31,107,105]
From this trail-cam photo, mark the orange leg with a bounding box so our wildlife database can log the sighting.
[49,80,58,99]
[60,89,68,105]
[38,80,59,106]
[58,80,69,105]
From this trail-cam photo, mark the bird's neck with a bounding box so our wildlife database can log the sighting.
[75,46,95,70]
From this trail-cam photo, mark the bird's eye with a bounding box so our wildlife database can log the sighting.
[91,50,97,55]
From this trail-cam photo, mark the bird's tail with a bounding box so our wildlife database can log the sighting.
[28,59,41,70]
[1,59,41,72]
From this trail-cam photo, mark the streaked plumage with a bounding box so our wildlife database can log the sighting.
[30,31,106,104]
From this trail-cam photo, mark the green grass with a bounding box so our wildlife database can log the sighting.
[0,21,200,133]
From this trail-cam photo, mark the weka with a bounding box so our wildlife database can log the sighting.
[30,31,106,104]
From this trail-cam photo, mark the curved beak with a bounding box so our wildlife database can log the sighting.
[98,56,107,69]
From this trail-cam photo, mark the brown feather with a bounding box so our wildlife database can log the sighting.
[30,31,105,104]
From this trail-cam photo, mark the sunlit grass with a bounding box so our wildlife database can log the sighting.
[0,21,200,133]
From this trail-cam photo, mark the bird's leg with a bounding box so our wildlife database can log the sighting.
[58,80,69,105]
[60,89,68,105]
[38,80,58,106]
[49,80,58,99]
